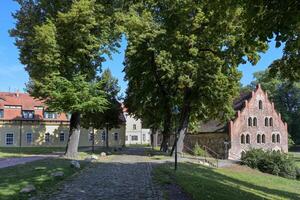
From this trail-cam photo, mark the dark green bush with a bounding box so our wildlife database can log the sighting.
[241,149,297,179]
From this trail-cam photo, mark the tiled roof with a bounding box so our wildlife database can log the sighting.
[0,92,43,110]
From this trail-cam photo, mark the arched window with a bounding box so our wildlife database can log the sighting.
[265,117,269,126]
[257,134,261,143]
[253,117,257,127]
[248,117,252,126]
[277,134,280,143]
[259,100,263,109]
[241,134,245,144]
[262,134,266,143]
[269,118,273,126]
[272,134,276,143]
[246,134,250,144]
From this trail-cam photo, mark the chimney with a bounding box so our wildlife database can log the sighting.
[16,89,19,98]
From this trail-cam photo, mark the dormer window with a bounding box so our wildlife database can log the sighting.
[259,100,263,109]
[44,111,57,119]
[22,110,34,119]
[0,109,3,118]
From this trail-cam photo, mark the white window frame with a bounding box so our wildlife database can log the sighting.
[59,132,65,142]
[131,135,138,141]
[6,133,14,145]
[45,133,50,143]
[133,124,137,130]
[26,133,32,144]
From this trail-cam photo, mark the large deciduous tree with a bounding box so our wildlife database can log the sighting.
[11,0,119,157]
[121,0,267,153]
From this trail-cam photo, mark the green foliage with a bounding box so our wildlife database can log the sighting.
[11,0,120,114]
[193,142,205,156]
[241,149,297,179]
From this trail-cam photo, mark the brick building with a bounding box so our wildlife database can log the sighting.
[0,92,126,148]
[185,84,288,160]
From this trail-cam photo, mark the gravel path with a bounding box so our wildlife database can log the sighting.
[44,148,164,200]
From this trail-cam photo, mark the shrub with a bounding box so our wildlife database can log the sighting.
[241,149,297,179]
[193,142,205,157]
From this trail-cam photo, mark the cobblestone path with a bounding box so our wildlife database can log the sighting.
[45,148,163,200]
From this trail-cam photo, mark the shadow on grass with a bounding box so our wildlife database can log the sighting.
[0,158,88,200]
[154,162,300,200]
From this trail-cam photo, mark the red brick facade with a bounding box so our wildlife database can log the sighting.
[228,85,288,159]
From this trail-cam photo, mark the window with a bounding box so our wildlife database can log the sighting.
[22,110,34,119]
[259,100,263,109]
[272,134,276,143]
[88,131,94,142]
[133,124,137,130]
[45,133,50,143]
[262,134,266,143]
[44,111,57,119]
[143,134,146,141]
[26,133,32,144]
[277,134,280,143]
[269,118,273,126]
[6,133,13,145]
[0,109,3,118]
[246,134,250,144]
[241,134,245,144]
[114,133,119,141]
[59,132,65,142]
[132,135,138,141]
[125,135,128,141]
[101,131,106,141]
[248,117,252,126]
[253,117,257,127]
[257,134,261,143]
[265,117,269,126]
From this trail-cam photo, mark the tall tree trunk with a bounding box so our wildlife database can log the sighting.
[160,109,172,152]
[65,112,81,158]
[171,89,192,155]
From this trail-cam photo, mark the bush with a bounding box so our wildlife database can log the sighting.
[193,142,206,157]
[241,149,297,179]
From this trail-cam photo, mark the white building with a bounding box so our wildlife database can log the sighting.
[123,110,151,145]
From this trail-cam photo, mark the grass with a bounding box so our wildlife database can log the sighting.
[0,147,65,158]
[290,152,300,168]
[153,163,300,200]
[0,158,88,200]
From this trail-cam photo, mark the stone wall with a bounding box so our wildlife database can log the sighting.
[157,133,229,158]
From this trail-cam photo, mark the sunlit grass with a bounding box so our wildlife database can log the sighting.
[154,163,300,200]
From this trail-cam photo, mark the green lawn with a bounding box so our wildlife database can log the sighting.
[0,158,88,200]
[154,163,300,200]
[0,147,65,158]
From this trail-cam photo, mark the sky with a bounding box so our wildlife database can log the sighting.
[0,1,284,96]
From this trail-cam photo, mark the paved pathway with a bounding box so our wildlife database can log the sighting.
[0,156,50,169]
[44,148,164,200]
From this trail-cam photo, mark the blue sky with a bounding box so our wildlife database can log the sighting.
[0,1,284,96]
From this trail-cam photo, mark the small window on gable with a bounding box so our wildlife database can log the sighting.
[241,134,245,144]
[248,117,252,127]
[253,117,257,127]
[133,124,137,130]
[22,110,34,119]
[257,134,261,143]
[269,118,273,126]
[277,134,280,143]
[265,117,269,127]
[259,100,263,110]
[246,134,250,144]
[262,134,266,143]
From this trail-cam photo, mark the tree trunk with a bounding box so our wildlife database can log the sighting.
[171,89,192,155]
[160,110,172,152]
[65,112,81,158]
[106,123,109,148]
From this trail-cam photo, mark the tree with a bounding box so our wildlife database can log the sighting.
[121,0,267,153]
[81,69,124,148]
[11,0,120,158]
[245,70,300,144]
